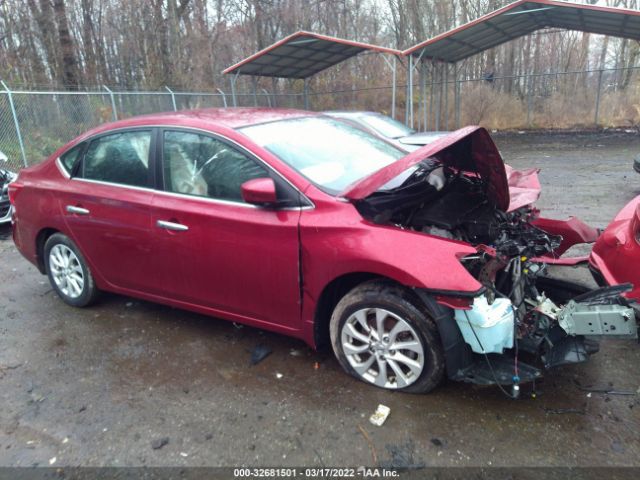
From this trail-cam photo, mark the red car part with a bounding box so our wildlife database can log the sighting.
[590,195,640,300]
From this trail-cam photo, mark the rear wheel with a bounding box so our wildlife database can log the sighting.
[44,233,98,307]
[329,281,445,393]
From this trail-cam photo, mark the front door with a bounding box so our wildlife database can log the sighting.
[150,129,302,330]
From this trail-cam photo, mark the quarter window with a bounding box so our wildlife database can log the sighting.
[162,130,268,202]
[82,130,152,187]
[59,143,85,174]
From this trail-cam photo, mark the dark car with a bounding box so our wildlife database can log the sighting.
[0,151,16,224]
[8,108,638,394]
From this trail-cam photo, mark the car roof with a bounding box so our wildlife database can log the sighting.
[77,108,318,140]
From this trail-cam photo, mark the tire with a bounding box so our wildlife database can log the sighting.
[329,280,445,393]
[44,233,99,307]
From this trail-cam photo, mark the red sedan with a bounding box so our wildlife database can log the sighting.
[8,108,637,394]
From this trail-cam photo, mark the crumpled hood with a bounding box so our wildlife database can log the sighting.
[341,126,511,211]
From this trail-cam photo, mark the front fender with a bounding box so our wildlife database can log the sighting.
[297,200,484,347]
[301,220,482,299]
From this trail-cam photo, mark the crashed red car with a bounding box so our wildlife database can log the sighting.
[8,109,638,394]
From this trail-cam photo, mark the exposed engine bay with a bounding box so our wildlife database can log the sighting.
[356,158,638,393]
[358,160,561,255]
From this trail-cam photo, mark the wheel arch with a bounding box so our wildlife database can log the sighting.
[313,272,424,350]
[312,273,475,380]
[35,227,60,274]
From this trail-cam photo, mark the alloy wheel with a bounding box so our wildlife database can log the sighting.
[49,244,85,299]
[340,308,425,389]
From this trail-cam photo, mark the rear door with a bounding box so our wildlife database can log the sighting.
[58,128,156,292]
[149,128,303,329]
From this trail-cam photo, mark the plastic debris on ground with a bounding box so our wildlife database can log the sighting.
[151,437,169,450]
[249,344,272,365]
[369,404,391,426]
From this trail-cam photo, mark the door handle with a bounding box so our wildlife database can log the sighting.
[156,220,189,232]
[66,205,90,215]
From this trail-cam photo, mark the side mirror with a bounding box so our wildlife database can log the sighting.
[241,177,278,206]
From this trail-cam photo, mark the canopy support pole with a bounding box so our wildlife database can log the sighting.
[408,50,427,129]
[444,64,450,130]
[421,61,427,131]
[381,55,397,119]
[594,69,604,126]
[429,61,435,131]
[252,77,258,106]
[392,56,397,119]
[455,64,461,129]
[271,78,278,107]
[435,64,442,131]
[229,71,240,107]
[408,55,413,127]
[405,67,409,125]
[527,73,534,128]
[303,78,310,110]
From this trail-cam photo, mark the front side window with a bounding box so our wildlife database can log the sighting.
[162,130,268,202]
[82,130,151,188]
[240,117,404,194]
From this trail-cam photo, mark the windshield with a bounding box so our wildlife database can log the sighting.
[240,116,405,193]
[360,114,415,139]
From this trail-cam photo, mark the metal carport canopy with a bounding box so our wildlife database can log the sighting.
[404,0,640,63]
[223,31,401,79]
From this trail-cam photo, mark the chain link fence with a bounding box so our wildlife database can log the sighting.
[0,86,306,172]
[1,65,639,172]
[412,66,640,132]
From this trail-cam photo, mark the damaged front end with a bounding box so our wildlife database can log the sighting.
[454,249,636,388]
[344,126,638,390]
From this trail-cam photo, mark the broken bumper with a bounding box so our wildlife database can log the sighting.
[449,286,637,386]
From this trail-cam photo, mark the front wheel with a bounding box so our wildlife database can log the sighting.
[329,281,445,393]
[44,233,99,307]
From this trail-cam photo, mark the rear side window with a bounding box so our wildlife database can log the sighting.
[162,130,268,202]
[82,130,152,188]
[59,143,84,174]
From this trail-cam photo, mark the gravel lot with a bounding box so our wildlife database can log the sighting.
[0,131,639,470]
